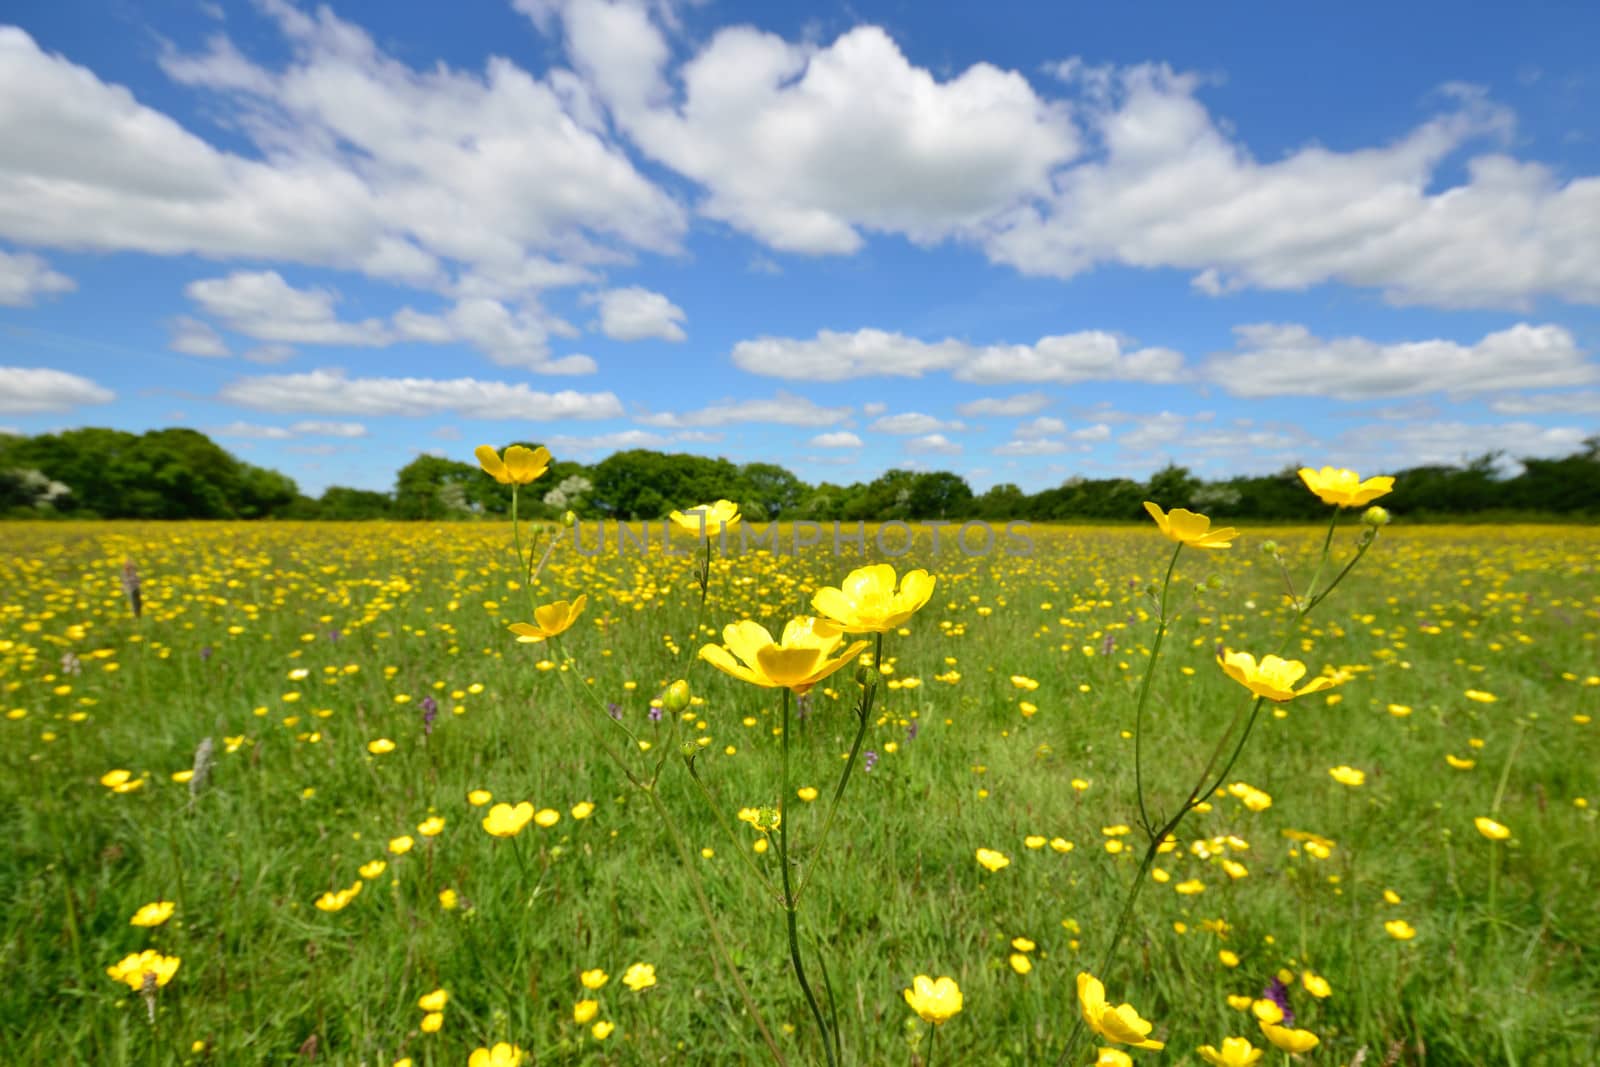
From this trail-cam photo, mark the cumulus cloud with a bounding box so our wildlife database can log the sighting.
[636,391,849,427]
[809,431,863,448]
[956,392,1052,417]
[0,13,683,295]
[590,286,686,341]
[0,249,74,306]
[993,419,1109,455]
[905,432,962,455]
[1489,391,1600,415]
[168,315,230,357]
[984,66,1600,308]
[870,412,965,435]
[218,368,623,419]
[1339,419,1590,469]
[0,366,114,413]
[182,271,590,372]
[213,419,368,439]
[1207,322,1595,399]
[732,327,1185,384]
[546,2,1078,254]
[187,271,390,346]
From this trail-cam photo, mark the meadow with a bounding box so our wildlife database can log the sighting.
[1,513,1596,1066]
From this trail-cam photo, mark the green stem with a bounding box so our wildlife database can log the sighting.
[778,688,836,1067]
[1134,544,1182,839]
[795,631,881,905]
[926,1021,939,1067]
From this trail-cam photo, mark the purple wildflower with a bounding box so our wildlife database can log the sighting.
[1101,631,1117,656]
[121,560,143,618]
[1261,977,1295,1027]
[199,646,213,662]
[863,750,878,773]
[906,719,919,743]
[607,702,623,720]
[648,704,663,723]
[420,694,438,735]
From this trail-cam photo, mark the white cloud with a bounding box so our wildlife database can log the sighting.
[212,419,366,440]
[1489,391,1600,415]
[543,429,674,452]
[187,271,389,345]
[994,438,1069,456]
[218,368,623,419]
[1015,416,1066,438]
[809,431,863,448]
[1207,322,1595,399]
[0,15,683,292]
[956,392,1051,417]
[862,402,887,416]
[732,327,1184,384]
[0,249,74,306]
[905,433,962,456]
[1340,420,1590,469]
[870,412,965,435]
[0,366,114,413]
[550,5,1078,254]
[169,315,230,357]
[243,343,296,364]
[183,271,589,372]
[590,286,686,342]
[993,421,1108,455]
[984,67,1600,309]
[637,391,849,427]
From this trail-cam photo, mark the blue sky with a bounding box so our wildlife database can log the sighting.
[2,0,1598,495]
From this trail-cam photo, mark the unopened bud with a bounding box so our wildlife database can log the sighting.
[1259,540,1279,556]
[1206,574,1224,590]
[562,510,577,528]
[678,741,698,759]
[663,679,691,712]
[1361,506,1391,527]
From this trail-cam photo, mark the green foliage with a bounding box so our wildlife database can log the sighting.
[6,428,1600,523]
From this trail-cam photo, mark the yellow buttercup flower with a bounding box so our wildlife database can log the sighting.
[482,801,535,838]
[1301,971,1331,999]
[468,1043,525,1067]
[669,499,741,536]
[1143,501,1237,550]
[106,950,182,990]
[622,962,657,991]
[1258,1020,1320,1053]
[508,595,587,644]
[581,968,609,990]
[1218,651,1338,702]
[1328,765,1366,787]
[573,999,598,1024]
[1474,816,1511,841]
[975,848,1010,872]
[418,988,449,1012]
[1198,1036,1264,1066]
[1384,919,1417,941]
[902,974,963,1025]
[1094,1050,1133,1067]
[699,617,868,696]
[474,444,551,486]
[315,880,364,912]
[129,901,175,927]
[1297,466,1394,508]
[811,564,937,633]
[358,859,388,879]
[1077,972,1165,1050]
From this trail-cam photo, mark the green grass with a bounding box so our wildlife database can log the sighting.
[1,519,1596,1065]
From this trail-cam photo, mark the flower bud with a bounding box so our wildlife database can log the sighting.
[678,741,699,760]
[1206,574,1224,590]
[1259,540,1279,556]
[855,664,876,687]
[663,679,691,712]
[1361,506,1391,527]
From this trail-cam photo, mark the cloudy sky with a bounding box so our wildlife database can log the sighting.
[2,0,1598,494]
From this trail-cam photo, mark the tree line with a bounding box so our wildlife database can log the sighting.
[3,427,1598,521]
